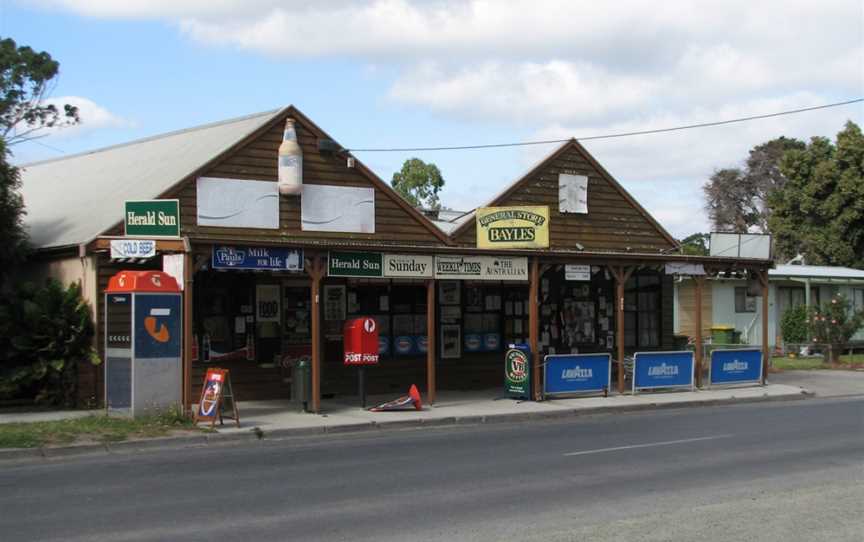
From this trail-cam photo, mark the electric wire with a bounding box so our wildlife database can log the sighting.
[346,98,863,153]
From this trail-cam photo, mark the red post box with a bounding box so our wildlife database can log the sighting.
[343,317,380,366]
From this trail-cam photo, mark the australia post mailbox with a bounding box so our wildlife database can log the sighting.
[343,317,380,366]
[104,270,182,416]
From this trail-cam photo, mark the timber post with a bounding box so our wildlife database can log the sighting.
[426,279,437,404]
[610,265,635,393]
[758,269,770,385]
[183,244,194,412]
[529,257,541,400]
[693,275,705,388]
[306,254,325,413]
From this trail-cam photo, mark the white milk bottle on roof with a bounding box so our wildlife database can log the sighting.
[278,118,303,195]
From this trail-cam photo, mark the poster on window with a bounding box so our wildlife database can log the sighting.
[439,281,461,305]
[256,285,281,323]
[441,324,461,359]
[323,285,346,321]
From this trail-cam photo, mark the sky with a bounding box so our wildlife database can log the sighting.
[5,0,863,239]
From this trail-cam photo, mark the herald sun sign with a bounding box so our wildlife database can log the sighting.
[344,317,380,366]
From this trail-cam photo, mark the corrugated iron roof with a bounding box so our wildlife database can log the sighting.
[18,108,284,249]
[770,264,864,280]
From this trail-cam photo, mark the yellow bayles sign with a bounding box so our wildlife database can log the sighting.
[476,206,550,249]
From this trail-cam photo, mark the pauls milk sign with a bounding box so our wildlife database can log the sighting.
[476,206,549,249]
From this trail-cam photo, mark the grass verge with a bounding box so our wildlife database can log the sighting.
[771,354,864,371]
[0,409,202,449]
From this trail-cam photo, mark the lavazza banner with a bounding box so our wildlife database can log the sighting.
[709,348,762,386]
[632,351,694,393]
[543,354,611,397]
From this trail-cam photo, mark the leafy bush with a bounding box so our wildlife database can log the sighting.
[780,305,809,344]
[0,279,100,406]
[809,294,864,363]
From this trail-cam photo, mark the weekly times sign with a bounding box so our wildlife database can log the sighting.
[476,206,550,249]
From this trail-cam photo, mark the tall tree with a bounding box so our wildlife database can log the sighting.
[703,136,805,232]
[391,157,445,210]
[768,121,864,267]
[679,232,710,255]
[0,38,79,286]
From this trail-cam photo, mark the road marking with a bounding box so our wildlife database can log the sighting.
[563,434,734,457]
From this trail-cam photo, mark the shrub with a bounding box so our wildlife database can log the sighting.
[0,279,100,406]
[780,305,809,344]
[809,294,864,363]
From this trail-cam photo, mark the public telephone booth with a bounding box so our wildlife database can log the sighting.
[104,270,183,416]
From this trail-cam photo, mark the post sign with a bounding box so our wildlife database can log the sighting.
[565,264,591,281]
[328,251,383,277]
[124,200,180,237]
[709,348,763,386]
[543,354,611,397]
[632,351,695,393]
[476,206,549,249]
[505,344,532,398]
[212,245,303,271]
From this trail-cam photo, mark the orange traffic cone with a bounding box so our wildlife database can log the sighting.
[369,384,423,412]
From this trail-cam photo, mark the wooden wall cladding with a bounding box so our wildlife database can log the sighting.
[174,114,445,247]
[455,145,676,252]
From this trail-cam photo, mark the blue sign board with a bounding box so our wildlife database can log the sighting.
[212,245,303,271]
[134,294,182,359]
[709,349,762,385]
[544,354,611,397]
[394,336,415,355]
[464,334,483,352]
[483,333,501,352]
[632,351,694,393]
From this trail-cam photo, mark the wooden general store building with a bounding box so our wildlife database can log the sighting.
[19,106,774,412]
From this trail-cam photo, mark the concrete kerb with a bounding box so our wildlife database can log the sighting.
[0,390,812,463]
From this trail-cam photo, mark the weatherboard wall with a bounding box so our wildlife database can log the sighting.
[453,143,676,252]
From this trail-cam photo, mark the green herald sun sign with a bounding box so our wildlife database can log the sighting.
[328,251,383,277]
[124,200,180,237]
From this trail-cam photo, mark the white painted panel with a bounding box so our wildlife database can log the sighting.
[196,177,279,229]
[559,174,588,214]
[301,184,375,233]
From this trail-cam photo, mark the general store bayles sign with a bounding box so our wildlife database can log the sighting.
[476,206,549,249]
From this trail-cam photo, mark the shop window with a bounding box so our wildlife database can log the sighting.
[853,288,864,312]
[624,274,660,348]
[734,287,757,313]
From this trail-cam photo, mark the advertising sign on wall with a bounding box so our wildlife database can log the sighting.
[110,239,156,260]
[543,354,611,397]
[301,184,375,233]
[383,254,433,278]
[564,264,591,281]
[709,349,763,386]
[125,200,180,237]
[632,351,695,393]
[476,206,549,249]
[196,177,279,230]
[434,255,528,281]
[328,251,383,277]
[212,246,303,271]
[256,285,281,323]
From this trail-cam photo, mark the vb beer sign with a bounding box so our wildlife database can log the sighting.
[124,200,180,237]
[505,344,532,399]
[476,206,550,249]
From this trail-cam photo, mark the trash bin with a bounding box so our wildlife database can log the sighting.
[293,357,311,412]
[711,325,735,345]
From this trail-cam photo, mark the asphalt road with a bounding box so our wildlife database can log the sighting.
[2,397,862,542]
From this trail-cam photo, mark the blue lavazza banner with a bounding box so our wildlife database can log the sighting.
[632,351,694,393]
[212,245,303,271]
[544,354,611,397]
[709,348,763,386]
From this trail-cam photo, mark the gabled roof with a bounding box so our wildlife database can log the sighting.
[449,139,679,248]
[20,109,284,249]
[19,106,451,249]
[770,264,864,281]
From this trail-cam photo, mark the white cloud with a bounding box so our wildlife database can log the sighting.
[21,96,132,139]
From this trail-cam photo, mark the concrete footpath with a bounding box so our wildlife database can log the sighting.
[0,382,809,462]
